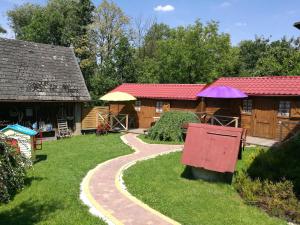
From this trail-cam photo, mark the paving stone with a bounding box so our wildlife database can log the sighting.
[88,133,182,225]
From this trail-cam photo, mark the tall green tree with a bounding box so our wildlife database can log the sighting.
[89,0,129,65]
[88,0,138,99]
[255,38,300,76]
[238,37,269,76]
[72,0,96,83]
[138,20,233,84]
[8,0,78,46]
[7,3,42,39]
[142,23,171,58]
[114,36,137,83]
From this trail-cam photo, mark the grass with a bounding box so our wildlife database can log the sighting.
[0,134,133,225]
[138,134,183,145]
[123,149,287,225]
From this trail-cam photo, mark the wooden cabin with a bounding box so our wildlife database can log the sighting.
[109,83,206,128]
[109,76,300,141]
[206,76,300,140]
[0,38,91,136]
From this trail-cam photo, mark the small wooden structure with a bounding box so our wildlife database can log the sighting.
[1,124,37,159]
[81,106,109,131]
[99,91,136,132]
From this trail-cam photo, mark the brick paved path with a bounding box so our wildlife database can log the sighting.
[81,133,182,225]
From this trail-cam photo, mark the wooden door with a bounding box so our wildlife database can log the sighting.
[253,98,276,139]
[139,100,156,128]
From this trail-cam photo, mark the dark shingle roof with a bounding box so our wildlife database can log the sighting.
[0,38,90,102]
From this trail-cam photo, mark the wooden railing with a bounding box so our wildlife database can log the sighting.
[278,120,300,141]
[99,112,129,131]
[195,112,239,128]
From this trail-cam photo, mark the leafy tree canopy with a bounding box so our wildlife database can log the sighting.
[6,0,300,101]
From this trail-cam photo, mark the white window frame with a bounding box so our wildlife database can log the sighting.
[156,101,163,113]
[242,99,252,114]
[278,101,291,117]
[135,100,141,112]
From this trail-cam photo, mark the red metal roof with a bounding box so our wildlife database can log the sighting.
[111,83,206,100]
[211,76,300,96]
[181,123,243,173]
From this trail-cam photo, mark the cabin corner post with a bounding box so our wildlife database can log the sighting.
[74,103,82,135]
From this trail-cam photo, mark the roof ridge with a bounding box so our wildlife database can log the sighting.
[121,83,206,86]
[219,76,300,79]
[0,38,71,50]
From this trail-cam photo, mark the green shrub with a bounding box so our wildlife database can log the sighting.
[247,132,300,196]
[0,140,29,204]
[235,172,300,223]
[147,111,199,142]
[234,140,300,223]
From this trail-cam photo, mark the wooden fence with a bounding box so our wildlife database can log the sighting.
[278,120,300,141]
[81,106,109,130]
[195,112,239,128]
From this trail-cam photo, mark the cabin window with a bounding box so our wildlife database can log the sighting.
[135,100,141,112]
[156,101,163,113]
[278,101,291,117]
[242,99,252,114]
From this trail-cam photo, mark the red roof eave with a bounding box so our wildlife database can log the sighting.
[110,83,205,101]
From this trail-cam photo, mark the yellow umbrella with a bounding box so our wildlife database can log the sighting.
[100,91,136,101]
[100,91,136,118]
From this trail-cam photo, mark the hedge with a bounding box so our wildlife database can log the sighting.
[147,111,199,142]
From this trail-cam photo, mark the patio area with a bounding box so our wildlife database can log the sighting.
[246,136,278,147]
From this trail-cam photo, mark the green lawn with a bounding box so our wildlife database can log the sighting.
[0,134,133,225]
[138,134,183,145]
[123,150,287,225]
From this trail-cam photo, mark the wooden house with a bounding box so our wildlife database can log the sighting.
[109,83,206,128]
[110,76,300,140]
[0,38,91,135]
[206,76,300,140]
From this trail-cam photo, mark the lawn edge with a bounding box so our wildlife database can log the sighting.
[136,134,184,145]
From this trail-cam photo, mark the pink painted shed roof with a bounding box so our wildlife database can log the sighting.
[211,76,300,96]
[111,83,206,100]
[181,123,243,173]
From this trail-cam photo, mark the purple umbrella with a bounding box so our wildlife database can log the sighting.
[197,85,248,98]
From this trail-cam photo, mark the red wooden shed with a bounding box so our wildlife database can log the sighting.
[181,123,243,174]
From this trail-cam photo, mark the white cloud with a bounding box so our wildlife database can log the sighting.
[220,1,231,8]
[154,5,175,12]
[235,22,247,27]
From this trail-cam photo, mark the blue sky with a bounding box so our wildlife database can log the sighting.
[1,0,300,45]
